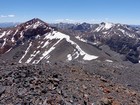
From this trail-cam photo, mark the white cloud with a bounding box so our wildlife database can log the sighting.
[0,15,7,18]
[8,15,15,17]
[55,18,112,24]
[0,14,15,18]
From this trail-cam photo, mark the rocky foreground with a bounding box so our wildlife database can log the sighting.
[0,61,140,105]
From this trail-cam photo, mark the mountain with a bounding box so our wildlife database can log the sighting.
[1,19,140,104]
[1,19,140,64]
[0,18,113,64]
[51,22,140,63]
[131,25,140,28]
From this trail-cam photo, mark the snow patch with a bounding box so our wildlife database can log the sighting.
[41,41,49,48]
[11,29,18,42]
[33,21,41,29]
[103,32,107,34]
[75,36,86,42]
[95,22,114,32]
[105,59,113,63]
[126,32,135,38]
[45,31,98,61]
[26,25,31,29]
[14,29,18,35]
[26,51,40,63]
[67,54,72,61]
[83,54,98,60]
[7,31,11,35]
[73,51,79,59]
[35,35,40,39]
[46,61,50,63]
[19,42,32,63]
[95,25,104,32]
[11,37,15,42]
[37,46,40,49]
[1,38,6,48]
[118,28,125,34]
[36,39,61,64]
[32,31,98,64]
[40,41,44,45]
[0,31,6,38]
[19,32,24,39]
[5,48,12,53]
[104,22,114,30]
[118,28,135,38]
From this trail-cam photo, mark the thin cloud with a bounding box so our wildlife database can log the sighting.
[8,15,15,17]
[55,19,81,23]
[0,15,7,18]
[0,15,15,18]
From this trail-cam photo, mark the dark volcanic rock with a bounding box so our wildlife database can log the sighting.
[0,85,5,96]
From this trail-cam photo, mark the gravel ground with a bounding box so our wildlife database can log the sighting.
[0,60,140,105]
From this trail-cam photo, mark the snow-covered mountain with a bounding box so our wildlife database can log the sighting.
[0,18,114,64]
[52,22,140,63]
[1,18,140,64]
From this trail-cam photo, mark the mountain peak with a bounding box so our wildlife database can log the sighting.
[0,18,53,54]
[100,22,114,30]
[17,18,50,31]
[26,18,45,23]
[23,18,48,26]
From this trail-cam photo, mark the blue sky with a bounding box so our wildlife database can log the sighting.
[0,0,140,24]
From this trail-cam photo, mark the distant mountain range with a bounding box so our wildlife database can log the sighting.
[0,22,20,28]
[130,25,140,28]
[51,22,140,63]
[0,18,109,64]
[1,21,140,28]
[0,18,140,64]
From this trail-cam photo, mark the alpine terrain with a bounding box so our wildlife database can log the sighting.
[0,18,140,105]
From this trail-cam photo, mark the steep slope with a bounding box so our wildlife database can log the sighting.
[0,18,112,64]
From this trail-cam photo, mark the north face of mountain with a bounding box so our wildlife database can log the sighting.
[52,22,140,63]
